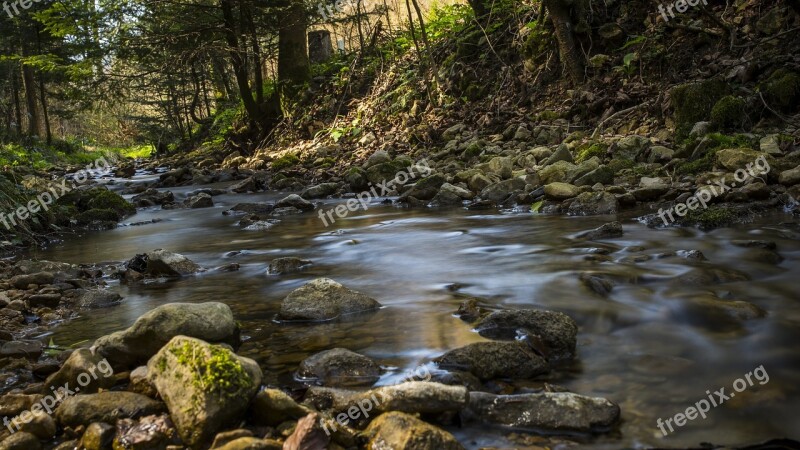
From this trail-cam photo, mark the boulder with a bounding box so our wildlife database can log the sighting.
[363,150,392,168]
[283,413,329,450]
[576,221,623,240]
[93,302,240,369]
[28,293,61,308]
[113,414,180,449]
[716,148,766,171]
[44,348,115,395]
[544,182,579,200]
[304,382,467,420]
[567,192,619,216]
[146,336,262,448]
[267,257,312,275]
[400,174,447,201]
[297,348,382,386]
[77,289,122,309]
[185,193,214,209]
[363,412,464,450]
[0,340,43,359]
[17,410,56,440]
[301,183,339,199]
[55,391,166,427]
[126,249,202,278]
[250,389,312,427]
[431,183,473,206]
[434,341,549,380]
[79,422,115,450]
[476,157,513,179]
[473,309,578,360]
[779,165,800,186]
[11,272,54,289]
[479,178,526,203]
[543,145,574,165]
[276,194,314,211]
[132,189,174,207]
[467,391,620,432]
[0,432,42,450]
[277,278,382,322]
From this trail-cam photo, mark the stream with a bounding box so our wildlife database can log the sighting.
[28,171,800,449]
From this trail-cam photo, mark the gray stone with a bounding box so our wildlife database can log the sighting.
[93,302,240,369]
[434,341,549,380]
[298,348,381,387]
[467,391,620,432]
[277,278,382,322]
[473,309,578,360]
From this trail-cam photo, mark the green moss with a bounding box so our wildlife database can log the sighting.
[607,158,635,173]
[676,149,718,175]
[576,143,607,163]
[462,141,484,160]
[685,206,736,230]
[271,153,300,171]
[710,96,747,130]
[761,68,800,113]
[169,340,253,399]
[86,189,136,217]
[671,80,729,139]
[316,157,335,168]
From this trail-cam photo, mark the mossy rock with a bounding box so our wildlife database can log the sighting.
[365,160,410,185]
[710,96,748,131]
[86,189,136,217]
[675,149,718,175]
[147,336,261,448]
[56,187,134,219]
[760,68,800,113]
[271,153,300,171]
[671,80,729,139]
[575,143,607,163]
[607,158,635,174]
[684,206,737,230]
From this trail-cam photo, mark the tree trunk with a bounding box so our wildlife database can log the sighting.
[278,0,311,87]
[21,63,39,137]
[220,0,262,129]
[544,0,585,84]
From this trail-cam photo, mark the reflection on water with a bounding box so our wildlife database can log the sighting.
[38,183,800,449]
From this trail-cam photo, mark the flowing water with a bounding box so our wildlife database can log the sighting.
[29,173,800,449]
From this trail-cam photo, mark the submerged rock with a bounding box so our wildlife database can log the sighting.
[146,336,262,448]
[276,194,315,211]
[297,348,382,386]
[125,249,202,278]
[93,302,240,368]
[473,309,578,360]
[576,221,624,240]
[466,391,620,432]
[363,412,464,450]
[267,257,312,275]
[113,414,180,450]
[277,278,382,322]
[434,341,549,380]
